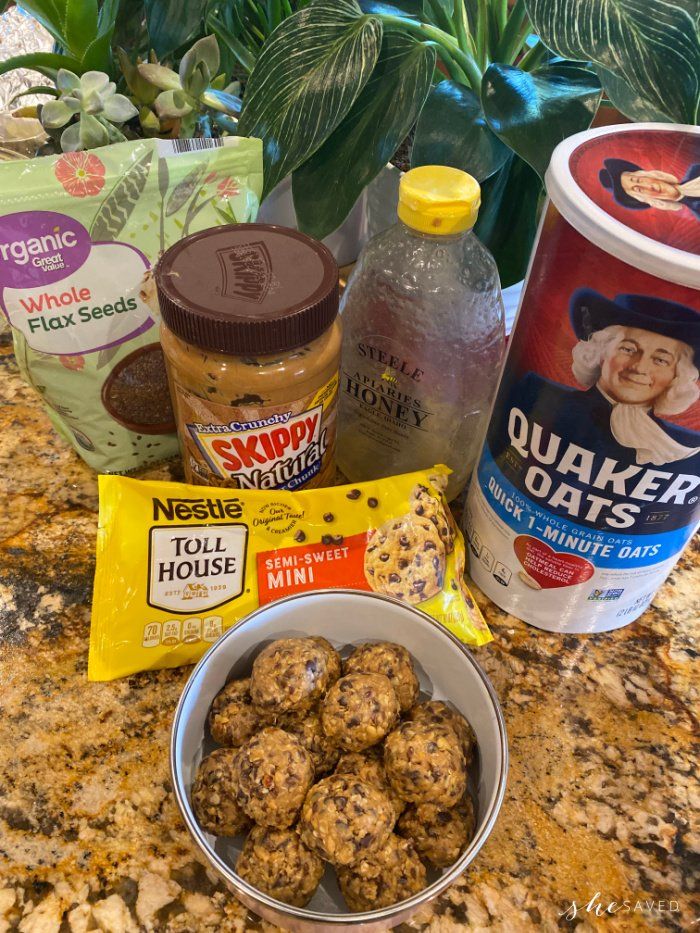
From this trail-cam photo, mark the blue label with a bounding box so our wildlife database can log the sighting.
[476,444,697,569]
[284,459,321,490]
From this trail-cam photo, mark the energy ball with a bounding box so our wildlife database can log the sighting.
[208,678,269,747]
[337,834,426,912]
[321,673,399,752]
[310,636,342,683]
[281,709,340,776]
[397,796,475,868]
[191,748,251,837]
[236,825,324,907]
[343,642,419,713]
[234,728,314,828]
[251,637,339,715]
[384,721,466,807]
[408,699,476,766]
[299,774,395,866]
[335,748,405,821]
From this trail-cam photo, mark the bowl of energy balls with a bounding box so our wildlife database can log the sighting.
[171,589,507,931]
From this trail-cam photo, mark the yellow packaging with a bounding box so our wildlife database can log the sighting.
[89,466,491,681]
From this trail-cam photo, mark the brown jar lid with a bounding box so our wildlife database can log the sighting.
[154,224,339,355]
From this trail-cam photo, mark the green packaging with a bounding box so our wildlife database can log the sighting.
[0,137,263,471]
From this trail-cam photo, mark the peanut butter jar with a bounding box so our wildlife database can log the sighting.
[155,224,341,489]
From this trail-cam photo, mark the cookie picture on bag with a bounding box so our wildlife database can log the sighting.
[364,515,446,604]
[409,483,455,554]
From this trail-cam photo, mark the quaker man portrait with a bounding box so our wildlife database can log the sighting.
[510,290,700,469]
[599,157,700,217]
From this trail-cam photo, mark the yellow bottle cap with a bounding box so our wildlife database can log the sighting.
[398,165,481,234]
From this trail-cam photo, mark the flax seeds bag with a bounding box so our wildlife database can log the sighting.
[0,137,262,471]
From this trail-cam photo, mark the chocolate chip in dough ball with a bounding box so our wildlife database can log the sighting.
[335,747,405,821]
[408,699,476,767]
[344,642,419,712]
[280,708,340,776]
[309,635,342,684]
[250,637,338,715]
[337,834,426,912]
[191,748,251,837]
[234,728,314,828]
[321,673,399,752]
[299,774,395,866]
[236,825,324,907]
[384,721,466,807]
[208,678,269,747]
[397,796,475,868]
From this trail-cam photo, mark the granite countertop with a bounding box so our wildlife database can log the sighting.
[0,328,698,933]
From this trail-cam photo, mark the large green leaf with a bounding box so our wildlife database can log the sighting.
[207,11,258,75]
[524,0,700,124]
[595,67,671,122]
[20,0,98,57]
[144,0,209,59]
[411,79,510,182]
[82,0,121,73]
[238,0,382,198]
[112,0,150,60]
[474,154,543,287]
[482,63,601,180]
[292,32,435,239]
[0,52,82,80]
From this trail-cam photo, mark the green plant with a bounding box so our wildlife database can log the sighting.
[128,36,242,137]
[524,0,700,124]
[238,0,603,285]
[207,0,311,78]
[0,0,121,82]
[40,69,138,151]
[0,0,216,86]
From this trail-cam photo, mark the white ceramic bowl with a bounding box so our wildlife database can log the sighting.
[171,589,508,931]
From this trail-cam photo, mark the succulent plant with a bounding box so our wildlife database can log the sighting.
[40,70,138,152]
[134,36,241,138]
[117,49,180,138]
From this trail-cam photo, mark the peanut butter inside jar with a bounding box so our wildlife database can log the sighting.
[155,224,341,490]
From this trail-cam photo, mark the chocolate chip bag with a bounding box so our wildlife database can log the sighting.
[0,137,263,471]
[88,465,491,681]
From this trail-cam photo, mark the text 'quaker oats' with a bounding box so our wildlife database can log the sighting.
[465,124,700,633]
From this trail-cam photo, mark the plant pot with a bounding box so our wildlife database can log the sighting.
[257,174,369,266]
[501,278,524,336]
[366,162,402,239]
[0,111,46,158]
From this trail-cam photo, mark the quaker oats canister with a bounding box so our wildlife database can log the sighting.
[465,124,700,633]
[156,224,340,490]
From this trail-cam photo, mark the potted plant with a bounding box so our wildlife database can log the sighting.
[3,0,697,272]
[207,0,368,263]
[0,1,243,145]
[236,0,700,290]
[236,0,603,291]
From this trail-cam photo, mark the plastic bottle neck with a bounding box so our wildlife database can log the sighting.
[398,220,472,242]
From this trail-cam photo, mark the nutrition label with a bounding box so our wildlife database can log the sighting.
[141,615,223,648]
